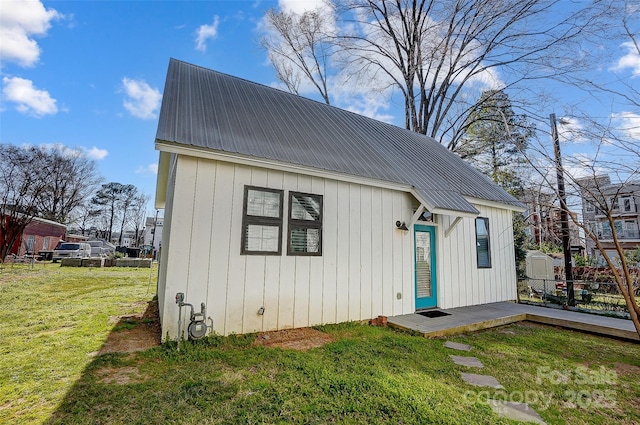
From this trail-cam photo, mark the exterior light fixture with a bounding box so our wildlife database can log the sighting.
[395,221,408,231]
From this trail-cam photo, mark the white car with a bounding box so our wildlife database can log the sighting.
[52,242,92,262]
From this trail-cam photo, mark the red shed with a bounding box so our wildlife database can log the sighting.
[12,217,67,256]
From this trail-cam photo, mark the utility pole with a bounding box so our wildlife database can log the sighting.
[550,113,575,306]
[150,209,159,259]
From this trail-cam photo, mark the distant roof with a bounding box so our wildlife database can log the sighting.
[155,59,524,215]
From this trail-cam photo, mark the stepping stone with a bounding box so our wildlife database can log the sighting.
[461,372,503,389]
[450,355,484,368]
[444,341,472,351]
[488,400,546,424]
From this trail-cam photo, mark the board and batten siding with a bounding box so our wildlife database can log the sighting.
[158,155,416,338]
[436,206,517,309]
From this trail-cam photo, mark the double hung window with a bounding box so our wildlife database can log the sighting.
[241,186,283,255]
[288,192,322,256]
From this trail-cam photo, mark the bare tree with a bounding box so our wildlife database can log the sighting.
[116,185,138,246]
[129,193,150,247]
[260,0,610,148]
[339,0,604,143]
[91,183,126,243]
[260,5,335,104]
[72,204,99,237]
[565,0,639,110]
[0,144,53,261]
[524,115,640,338]
[36,145,102,224]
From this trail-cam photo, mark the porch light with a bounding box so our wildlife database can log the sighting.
[396,221,409,231]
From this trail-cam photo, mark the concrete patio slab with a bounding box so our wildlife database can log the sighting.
[450,355,484,368]
[488,400,546,424]
[461,373,503,389]
[444,341,472,351]
[387,302,638,342]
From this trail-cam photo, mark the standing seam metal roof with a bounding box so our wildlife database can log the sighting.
[155,59,524,215]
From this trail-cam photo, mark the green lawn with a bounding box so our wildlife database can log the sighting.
[1,264,639,424]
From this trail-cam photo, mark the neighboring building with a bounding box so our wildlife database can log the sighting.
[142,215,163,254]
[111,230,138,247]
[579,175,640,260]
[153,59,525,340]
[522,189,557,245]
[2,216,67,256]
[522,188,582,252]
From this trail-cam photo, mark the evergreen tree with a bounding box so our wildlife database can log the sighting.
[458,89,533,197]
[459,90,534,273]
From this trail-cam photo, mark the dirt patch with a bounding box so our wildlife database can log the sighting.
[97,300,161,355]
[95,366,148,385]
[253,327,334,350]
[614,362,640,377]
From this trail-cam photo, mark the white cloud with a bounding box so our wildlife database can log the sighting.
[135,163,158,175]
[35,143,108,160]
[557,116,589,143]
[83,146,108,160]
[121,77,162,119]
[2,76,57,116]
[195,16,220,52]
[611,41,640,77]
[0,0,61,67]
[278,0,327,14]
[612,111,640,139]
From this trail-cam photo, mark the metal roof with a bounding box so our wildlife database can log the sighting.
[156,59,524,215]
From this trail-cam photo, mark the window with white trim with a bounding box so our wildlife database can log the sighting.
[26,235,35,253]
[622,196,634,212]
[288,192,322,256]
[475,217,491,268]
[241,186,283,255]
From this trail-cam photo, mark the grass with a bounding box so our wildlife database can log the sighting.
[1,264,639,424]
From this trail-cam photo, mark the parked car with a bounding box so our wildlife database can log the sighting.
[52,242,92,262]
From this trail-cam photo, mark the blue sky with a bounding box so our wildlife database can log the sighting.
[1,0,282,210]
[1,0,639,216]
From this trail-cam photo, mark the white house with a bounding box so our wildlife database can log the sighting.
[142,215,163,254]
[154,59,525,340]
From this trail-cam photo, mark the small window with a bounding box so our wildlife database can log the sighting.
[26,235,35,253]
[475,217,491,268]
[585,202,594,212]
[43,237,50,250]
[288,192,322,256]
[611,197,619,211]
[241,186,283,255]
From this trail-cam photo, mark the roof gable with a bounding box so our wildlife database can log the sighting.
[155,59,523,215]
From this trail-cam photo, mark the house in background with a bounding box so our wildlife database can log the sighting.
[579,175,640,261]
[154,59,525,340]
[142,215,163,255]
[4,217,67,256]
[521,188,582,253]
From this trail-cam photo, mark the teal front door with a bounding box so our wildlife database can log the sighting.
[414,225,437,309]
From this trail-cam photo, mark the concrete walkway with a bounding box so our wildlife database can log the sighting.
[388,302,639,342]
[445,339,546,424]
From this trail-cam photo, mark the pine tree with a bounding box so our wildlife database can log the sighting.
[458,89,533,198]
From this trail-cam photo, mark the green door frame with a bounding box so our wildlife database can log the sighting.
[414,224,437,309]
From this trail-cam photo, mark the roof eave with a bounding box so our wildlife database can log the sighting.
[154,150,171,209]
[465,196,526,212]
